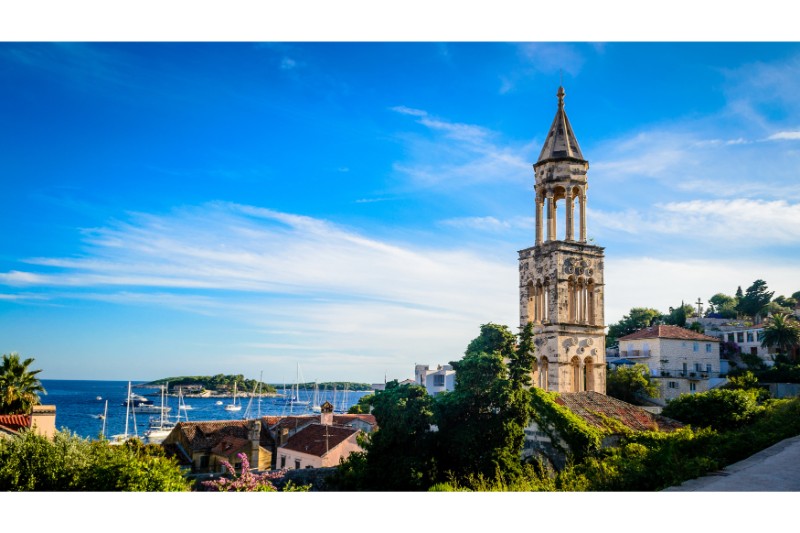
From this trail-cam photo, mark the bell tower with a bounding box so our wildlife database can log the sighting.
[518,86,606,393]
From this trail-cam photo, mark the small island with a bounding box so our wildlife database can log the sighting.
[138,375,373,397]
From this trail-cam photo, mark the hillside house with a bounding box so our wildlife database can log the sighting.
[415,364,456,396]
[616,325,724,402]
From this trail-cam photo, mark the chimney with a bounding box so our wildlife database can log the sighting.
[320,400,334,426]
[249,419,261,471]
[279,427,289,446]
[30,405,56,439]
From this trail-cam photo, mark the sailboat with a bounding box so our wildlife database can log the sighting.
[224,382,242,412]
[143,384,177,444]
[280,364,310,407]
[243,372,264,419]
[311,381,322,413]
[110,381,137,444]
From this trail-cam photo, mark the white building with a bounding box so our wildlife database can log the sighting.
[616,325,725,403]
[414,364,456,396]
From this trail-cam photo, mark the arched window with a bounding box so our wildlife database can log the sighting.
[571,356,582,392]
[583,357,594,392]
[539,357,549,390]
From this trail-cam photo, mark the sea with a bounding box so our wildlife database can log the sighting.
[39,379,372,440]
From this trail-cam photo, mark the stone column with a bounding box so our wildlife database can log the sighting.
[565,189,574,241]
[579,192,587,242]
[547,195,556,241]
[535,195,543,245]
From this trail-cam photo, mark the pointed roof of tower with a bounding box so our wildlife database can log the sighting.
[536,86,586,165]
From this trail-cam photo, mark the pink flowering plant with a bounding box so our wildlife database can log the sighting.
[201,453,277,492]
[200,453,310,492]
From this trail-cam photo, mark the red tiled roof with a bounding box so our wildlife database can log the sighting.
[210,435,251,457]
[555,391,683,433]
[333,414,376,427]
[618,325,720,343]
[266,414,377,432]
[281,423,359,458]
[0,414,31,434]
[175,419,274,452]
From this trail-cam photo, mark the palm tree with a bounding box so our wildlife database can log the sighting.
[761,314,800,362]
[0,353,47,415]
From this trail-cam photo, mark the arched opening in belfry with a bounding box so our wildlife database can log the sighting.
[539,357,549,390]
[542,278,549,322]
[567,276,576,323]
[587,279,596,325]
[583,356,594,392]
[571,356,583,392]
[530,359,539,388]
[526,281,536,324]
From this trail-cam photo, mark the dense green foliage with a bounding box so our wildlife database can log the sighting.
[761,313,800,359]
[331,322,534,491]
[0,353,46,415]
[347,392,375,414]
[0,430,189,491]
[605,363,660,405]
[737,279,774,319]
[661,388,763,431]
[146,375,277,394]
[606,307,661,346]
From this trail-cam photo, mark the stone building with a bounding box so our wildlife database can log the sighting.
[518,86,606,393]
[617,325,723,402]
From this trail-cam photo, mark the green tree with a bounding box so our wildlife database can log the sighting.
[664,302,692,327]
[434,323,533,485]
[333,380,436,491]
[708,293,738,318]
[605,364,659,405]
[738,279,774,320]
[761,313,800,360]
[607,308,662,346]
[347,392,374,414]
[661,389,763,431]
[0,353,46,415]
[0,430,189,491]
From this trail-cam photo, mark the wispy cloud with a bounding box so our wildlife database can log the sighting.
[767,131,800,141]
[0,202,519,378]
[389,106,532,190]
[440,215,534,232]
[590,199,800,246]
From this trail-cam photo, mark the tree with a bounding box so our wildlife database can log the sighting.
[737,279,774,320]
[0,353,46,415]
[664,302,692,327]
[607,308,662,346]
[761,313,800,361]
[332,380,436,491]
[0,430,189,491]
[661,389,762,431]
[347,392,374,414]
[605,364,659,405]
[434,323,533,485]
[708,293,738,318]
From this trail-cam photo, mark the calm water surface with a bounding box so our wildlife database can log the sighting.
[39,380,371,440]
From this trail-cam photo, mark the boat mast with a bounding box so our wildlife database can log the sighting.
[101,400,108,438]
[124,381,131,438]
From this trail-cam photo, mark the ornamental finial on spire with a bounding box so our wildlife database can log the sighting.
[557,85,565,108]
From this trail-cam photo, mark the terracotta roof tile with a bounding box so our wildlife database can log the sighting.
[210,435,251,457]
[555,391,683,433]
[0,414,31,433]
[175,419,274,452]
[281,424,359,458]
[618,325,721,343]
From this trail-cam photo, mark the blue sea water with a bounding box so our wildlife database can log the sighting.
[39,380,372,440]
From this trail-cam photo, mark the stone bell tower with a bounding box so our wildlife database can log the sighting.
[518,86,606,394]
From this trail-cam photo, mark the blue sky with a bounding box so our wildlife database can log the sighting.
[2,41,800,383]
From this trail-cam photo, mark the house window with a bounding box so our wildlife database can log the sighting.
[689,382,697,392]
[737,332,744,343]
[727,333,734,342]
[705,343,712,353]
[693,342,699,352]
[757,331,765,342]
[751,347,758,356]
[280,455,286,468]
[695,363,702,372]
[682,363,687,376]
[295,459,301,470]
[668,381,678,389]
[199,456,209,468]
[433,374,445,387]
[706,364,712,373]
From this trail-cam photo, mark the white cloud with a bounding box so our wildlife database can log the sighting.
[605,257,799,324]
[440,215,534,232]
[590,199,800,246]
[390,106,533,189]
[767,131,800,141]
[0,202,520,380]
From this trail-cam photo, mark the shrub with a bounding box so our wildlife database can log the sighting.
[661,388,763,431]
